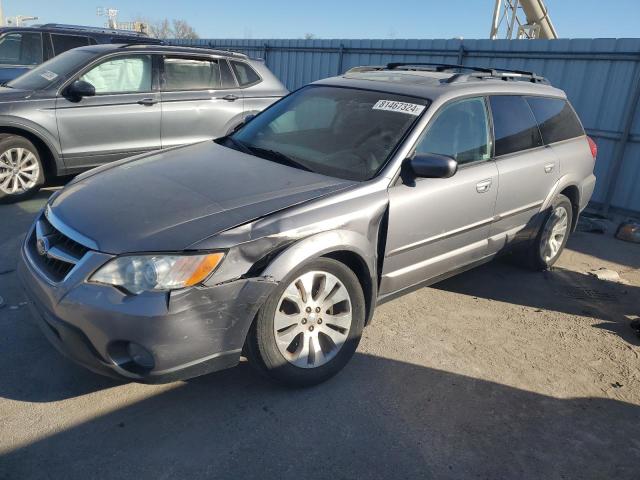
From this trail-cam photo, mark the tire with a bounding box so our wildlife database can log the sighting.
[0,135,44,203]
[245,257,366,387]
[525,194,573,270]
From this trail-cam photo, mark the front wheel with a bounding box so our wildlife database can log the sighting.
[245,258,365,387]
[0,135,44,203]
[526,194,573,270]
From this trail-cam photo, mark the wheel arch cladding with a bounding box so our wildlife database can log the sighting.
[0,126,58,179]
[559,185,580,231]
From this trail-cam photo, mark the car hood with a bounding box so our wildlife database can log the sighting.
[49,141,355,254]
[0,86,34,102]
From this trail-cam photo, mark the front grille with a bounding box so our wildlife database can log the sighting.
[27,211,91,282]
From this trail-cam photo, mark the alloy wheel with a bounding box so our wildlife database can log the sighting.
[540,205,569,263]
[273,270,352,368]
[0,147,40,195]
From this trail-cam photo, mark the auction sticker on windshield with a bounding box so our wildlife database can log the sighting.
[39,70,58,81]
[372,100,425,116]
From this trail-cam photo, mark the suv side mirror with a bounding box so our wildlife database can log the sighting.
[409,153,458,178]
[66,80,96,99]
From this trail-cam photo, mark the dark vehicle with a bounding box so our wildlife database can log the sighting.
[0,23,160,83]
[18,64,596,386]
[0,43,286,201]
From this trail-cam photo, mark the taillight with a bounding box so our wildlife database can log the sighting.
[587,136,597,160]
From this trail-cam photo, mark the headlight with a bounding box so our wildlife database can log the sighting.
[90,253,224,294]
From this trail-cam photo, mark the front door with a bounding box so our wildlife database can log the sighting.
[380,97,498,296]
[55,53,161,168]
[159,55,245,147]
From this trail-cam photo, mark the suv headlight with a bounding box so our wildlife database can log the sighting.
[90,253,224,294]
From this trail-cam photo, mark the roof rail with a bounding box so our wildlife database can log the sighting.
[381,62,549,84]
[40,23,150,37]
[120,43,248,58]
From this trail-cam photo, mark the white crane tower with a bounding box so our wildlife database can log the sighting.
[490,0,558,39]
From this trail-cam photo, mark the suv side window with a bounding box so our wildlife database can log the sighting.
[0,32,43,65]
[525,97,584,144]
[415,97,491,165]
[230,61,261,87]
[220,59,237,88]
[163,57,221,90]
[80,54,152,94]
[51,34,90,55]
[490,95,543,156]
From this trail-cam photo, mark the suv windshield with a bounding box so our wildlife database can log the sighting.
[228,85,428,181]
[6,48,96,90]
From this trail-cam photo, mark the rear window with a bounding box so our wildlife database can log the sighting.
[490,95,543,156]
[230,61,260,86]
[525,97,584,144]
[51,34,90,56]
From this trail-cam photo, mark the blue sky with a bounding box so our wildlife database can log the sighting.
[4,0,639,39]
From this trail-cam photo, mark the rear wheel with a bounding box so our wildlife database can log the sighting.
[0,135,44,203]
[526,194,573,270]
[246,258,365,386]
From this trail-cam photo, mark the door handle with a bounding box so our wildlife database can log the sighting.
[476,179,492,193]
[544,163,555,173]
[218,94,239,102]
[137,98,158,106]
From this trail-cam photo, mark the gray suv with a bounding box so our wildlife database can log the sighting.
[18,64,596,386]
[0,43,287,201]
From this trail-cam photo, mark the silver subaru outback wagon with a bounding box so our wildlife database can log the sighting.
[0,43,287,201]
[18,64,596,386]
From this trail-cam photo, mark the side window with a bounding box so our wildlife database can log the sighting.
[51,34,90,56]
[525,97,584,144]
[230,61,261,87]
[415,97,491,165]
[0,32,43,65]
[163,57,221,90]
[80,55,152,94]
[220,59,236,88]
[490,95,543,156]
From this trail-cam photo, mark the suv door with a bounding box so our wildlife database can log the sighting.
[159,55,244,147]
[380,97,499,296]
[55,53,161,168]
[486,95,559,253]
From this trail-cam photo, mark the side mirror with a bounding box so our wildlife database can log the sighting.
[66,80,95,99]
[409,153,458,178]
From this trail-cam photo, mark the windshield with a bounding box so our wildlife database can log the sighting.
[7,48,96,90]
[229,85,428,181]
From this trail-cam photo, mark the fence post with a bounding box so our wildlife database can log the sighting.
[457,44,466,65]
[263,43,269,63]
[337,43,345,75]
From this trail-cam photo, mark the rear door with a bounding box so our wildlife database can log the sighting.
[380,97,499,296]
[487,95,559,253]
[55,53,161,168]
[159,55,244,147]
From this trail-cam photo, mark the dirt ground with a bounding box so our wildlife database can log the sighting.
[1,190,639,480]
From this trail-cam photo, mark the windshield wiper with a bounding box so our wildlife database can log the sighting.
[244,145,313,172]
[218,135,253,155]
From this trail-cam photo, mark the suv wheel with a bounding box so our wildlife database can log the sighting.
[0,135,44,203]
[246,258,365,386]
[527,194,573,270]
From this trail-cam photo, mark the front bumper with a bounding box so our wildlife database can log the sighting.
[18,234,277,383]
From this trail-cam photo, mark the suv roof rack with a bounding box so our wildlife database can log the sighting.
[346,62,549,85]
[120,43,248,58]
[40,23,151,37]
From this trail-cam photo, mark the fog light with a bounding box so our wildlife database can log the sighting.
[127,342,155,370]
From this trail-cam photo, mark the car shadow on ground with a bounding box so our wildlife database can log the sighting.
[433,252,640,346]
[1,354,639,480]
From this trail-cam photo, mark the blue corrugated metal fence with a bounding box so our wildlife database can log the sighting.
[171,38,640,214]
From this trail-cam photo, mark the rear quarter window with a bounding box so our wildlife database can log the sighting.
[489,95,543,156]
[51,34,90,55]
[525,97,584,144]
[230,61,261,86]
